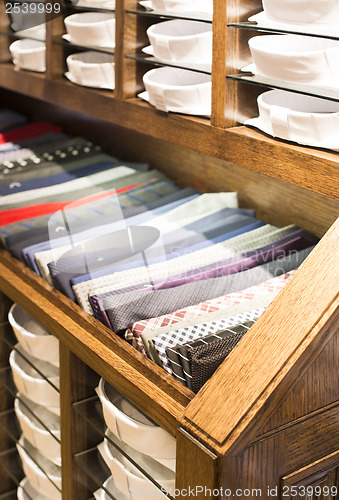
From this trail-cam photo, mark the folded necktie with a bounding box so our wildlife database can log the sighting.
[0,132,65,159]
[0,164,136,207]
[124,247,313,354]
[0,159,147,196]
[23,191,198,278]
[188,320,256,393]
[0,109,27,132]
[6,183,160,259]
[96,225,301,332]
[26,180,180,275]
[53,211,258,299]
[68,191,201,293]
[75,195,277,313]
[0,136,103,173]
[3,183,194,252]
[152,308,265,370]
[0,121,62,145]
[0,190,120,228]
[74,223,275,314]
[0,137,103,183]
[33,192,238,284]
[0,170,173,240]
[166,320,256,389]
[5,180,175,257]
[0,135,81,179]
[96,227,315,300]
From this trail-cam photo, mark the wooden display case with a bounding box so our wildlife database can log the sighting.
[0,0,338,498]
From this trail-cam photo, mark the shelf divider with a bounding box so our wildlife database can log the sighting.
[46,0,65,79]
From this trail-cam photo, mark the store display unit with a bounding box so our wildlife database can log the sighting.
[0,0,338,498]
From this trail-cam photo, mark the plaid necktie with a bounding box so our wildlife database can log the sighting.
[125,266,300,354]
[152,308,265,372]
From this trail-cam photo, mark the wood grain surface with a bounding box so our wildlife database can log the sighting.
[184,219,339,455]
[0,66,337,199]
[0,0,338,494]
[60,345,100,500]
[176,428,221,499]
[0,249,192,438]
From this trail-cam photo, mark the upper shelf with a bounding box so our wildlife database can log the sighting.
[228,21,339,40]
[126,5,212,23]
[0,63,337,200]
[126,52,211,74]
[228,73,339,103]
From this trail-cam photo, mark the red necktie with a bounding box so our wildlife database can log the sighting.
[0,122,62,144]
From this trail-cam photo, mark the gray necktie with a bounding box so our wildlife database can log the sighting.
[103,244,314,333]
[166,320,255,389]
[0,170,172,248]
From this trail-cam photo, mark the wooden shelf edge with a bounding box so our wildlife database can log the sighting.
[224,126,339,200]
[182,219,339,455]
[0,249,193,437]
[0,65,337,200]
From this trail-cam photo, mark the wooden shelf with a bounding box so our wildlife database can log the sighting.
[0,0,338,498]
[0,64,338,200]
[0,249,192,438]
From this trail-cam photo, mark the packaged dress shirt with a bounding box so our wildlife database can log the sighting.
[245,90,339,151]
[146,19,212,65]
[9,39,46,72]
[9,303,59,366]
[140,0,213,16]
[9,344,60,412]
[66,51,115,89]
[16,437,61,500]
[64,12,115,48]
[96,378,176,470]
[18,477,51,500]
[15,394,61,465]
[98,431,175,500]
[262,0,339,25]
[247,35,339,88]
[141,67,211,115]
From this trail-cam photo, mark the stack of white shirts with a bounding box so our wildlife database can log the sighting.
[243,0,339,151]
[141,19,212,115]
[63,12,116,89]
[8,304,61,500]
[95,377,176,499]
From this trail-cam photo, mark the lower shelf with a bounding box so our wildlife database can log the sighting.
[74,447,117,500]
[0,447,24,490]
[0,490,17,500]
